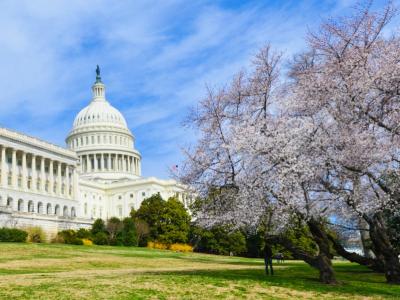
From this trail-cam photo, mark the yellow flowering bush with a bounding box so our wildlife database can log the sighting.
[147,241,193,252]
[147,241,168,250]
[169,243,193,252]
[82,239,93,246]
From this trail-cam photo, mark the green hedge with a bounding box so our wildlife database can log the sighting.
[57,230,83,245]
[0,228,28,242]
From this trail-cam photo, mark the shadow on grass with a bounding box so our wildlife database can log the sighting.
[125,264,399,299]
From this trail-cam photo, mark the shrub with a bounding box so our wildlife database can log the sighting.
[91,219,106,235]
[169,243,193,252]
[93,232,108,245]
[147,241,168,250]
[25,226,46,243]
[147,241,193,252]
[51,234,64,244]
[121,218,138,246]
[76,228,92,239]
[0,228,28,242]
[57,230,83,245]
[82,238,93,246]
[107,217,123,245]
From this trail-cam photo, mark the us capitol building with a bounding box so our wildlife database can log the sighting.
[0,67,189,237]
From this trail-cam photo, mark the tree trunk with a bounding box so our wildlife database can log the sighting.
[359,218,375,259]
[307,219,337,284]
[315,255,336,284]
[368,213,400,284]
[327,232,384,272]
[269,219,337,285]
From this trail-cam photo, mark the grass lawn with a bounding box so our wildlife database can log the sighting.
[0,243,398,299]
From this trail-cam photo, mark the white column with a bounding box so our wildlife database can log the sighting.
[49,160,54,194]
[130,157,133,173]
[100,153,104,171]
[40,157,45,192]
[31,155,37,191]
[1,146,7,187]
[122,155,126,172]
[107,154,111,171]
[94,154,98,171]
[73,167,78,200]
[138,159,141,176]
[65,165,70,197]
[79,156,83,173]
[134,158,138,175]
[11,149,17,188]
[114,154,117,171]
[22,152,27,190]
[86,155,91,172]
[57,162,62,196]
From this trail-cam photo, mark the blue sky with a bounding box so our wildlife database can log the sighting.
[0,0,395,178]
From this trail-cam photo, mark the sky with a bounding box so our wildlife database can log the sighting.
[0,0,396,178]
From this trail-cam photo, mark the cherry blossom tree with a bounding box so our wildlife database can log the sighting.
[180,2,400,284]
[288,2,400,283]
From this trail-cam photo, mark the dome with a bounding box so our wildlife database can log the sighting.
[66,66,141,182]
[73,98,128,129]
[72,80,129,131]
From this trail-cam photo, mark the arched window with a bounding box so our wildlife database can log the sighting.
[7,197,13,208]
[28,200,35,212]
[46,203,52,215]
[63,205,68,217]
[37,202,43,214]
[28,201,34,213]
[71,207,76,218]
[55,204,60,216]
[84,203,88,215]
[18,199,23,212]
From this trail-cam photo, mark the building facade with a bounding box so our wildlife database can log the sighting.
[0,68,188,238]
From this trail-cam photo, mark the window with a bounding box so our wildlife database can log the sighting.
[142,192,146,197]
[118,196,122,200]
[118,206,122,216]
[130,194,133,198]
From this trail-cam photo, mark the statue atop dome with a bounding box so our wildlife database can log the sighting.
[95,65,102,83]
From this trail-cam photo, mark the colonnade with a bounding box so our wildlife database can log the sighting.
[80,153,140,175]
[0,145,78,198]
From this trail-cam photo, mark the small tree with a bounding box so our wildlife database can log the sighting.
[134,219,150,246]
[157,197,191,244]
[107,217,123,245]
[135,194,167,240]
[121,217,138,246]
[91,219,106,235]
